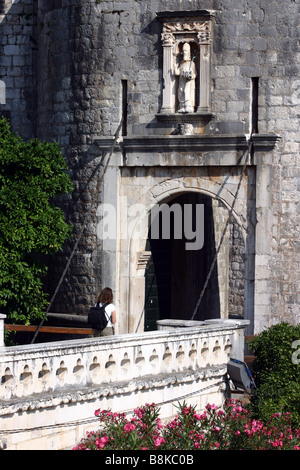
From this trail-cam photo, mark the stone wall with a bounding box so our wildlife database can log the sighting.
[0,0,299,331]
[228,215,245,318]
[0,0,36,137]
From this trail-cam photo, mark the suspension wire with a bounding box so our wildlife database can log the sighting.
[190,140,252,321]
[31,120,123,344]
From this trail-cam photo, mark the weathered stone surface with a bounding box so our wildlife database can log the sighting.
[0,0,299,330]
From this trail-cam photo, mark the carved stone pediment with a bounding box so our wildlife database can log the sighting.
[162,19,211,42]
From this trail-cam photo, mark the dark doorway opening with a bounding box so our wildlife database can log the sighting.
[144,193,221,331]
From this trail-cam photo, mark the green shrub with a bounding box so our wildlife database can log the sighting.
[248,322,300,426]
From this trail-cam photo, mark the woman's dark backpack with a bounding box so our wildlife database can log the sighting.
[88,302,110,331]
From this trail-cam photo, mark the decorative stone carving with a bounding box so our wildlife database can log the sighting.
[178,122,194,135]
[137,251,151,270]
[159,13,214,120]
[175,42,197,114]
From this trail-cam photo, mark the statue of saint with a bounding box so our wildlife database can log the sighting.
[174,42,197,113]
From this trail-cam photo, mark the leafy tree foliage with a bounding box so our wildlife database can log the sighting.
[0,117,73,324]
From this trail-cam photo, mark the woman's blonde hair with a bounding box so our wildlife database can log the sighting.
[97,287,113,304]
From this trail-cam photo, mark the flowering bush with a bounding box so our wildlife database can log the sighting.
[73,400,300,451]
[73,404,163,450]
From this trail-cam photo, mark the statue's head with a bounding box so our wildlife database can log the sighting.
[182,42,191,61]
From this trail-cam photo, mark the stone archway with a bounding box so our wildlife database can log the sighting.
[143,192,248,331]
[119,172,254,334]
[144,192,221,331]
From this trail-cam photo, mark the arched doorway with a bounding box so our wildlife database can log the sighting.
[122,172,254,335]
[144,192,245,331]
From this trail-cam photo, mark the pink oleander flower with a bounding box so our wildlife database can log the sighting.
[270,439,283,448]
[134,408,144,419]
[95,435,109,449]
[182,406,193,415]
[234,405,243,413]
[124,422,136,432]
[194,412,207,420]
[154,436,165,447]
[157,418,163,430]
[206,403,218,411]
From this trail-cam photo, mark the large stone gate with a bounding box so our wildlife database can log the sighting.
[0,0,299,334]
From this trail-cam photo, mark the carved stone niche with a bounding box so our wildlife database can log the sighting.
[156,11,215,134]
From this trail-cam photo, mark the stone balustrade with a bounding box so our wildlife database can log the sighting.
[0,317,248,450]
[0,314,5,348]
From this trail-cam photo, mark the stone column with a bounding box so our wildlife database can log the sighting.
[0,80,5,104]
[254,165,272,333]
[197,32,211,112]
[160,32,176,114]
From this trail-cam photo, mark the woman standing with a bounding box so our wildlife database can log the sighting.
[94,287,116,337]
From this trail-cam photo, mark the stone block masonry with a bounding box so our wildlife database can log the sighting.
[0,0,299,331]
[0,0,37,138]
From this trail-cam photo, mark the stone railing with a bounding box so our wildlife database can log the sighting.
[0,314,5,348]
[0,317,248,450]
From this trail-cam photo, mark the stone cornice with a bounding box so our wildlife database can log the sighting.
[121,133,279,153]
[95,133,280,153]
[123,134,247,152]
[251,133,280,151]
[156,10,216,21]
[94,133,280,167]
